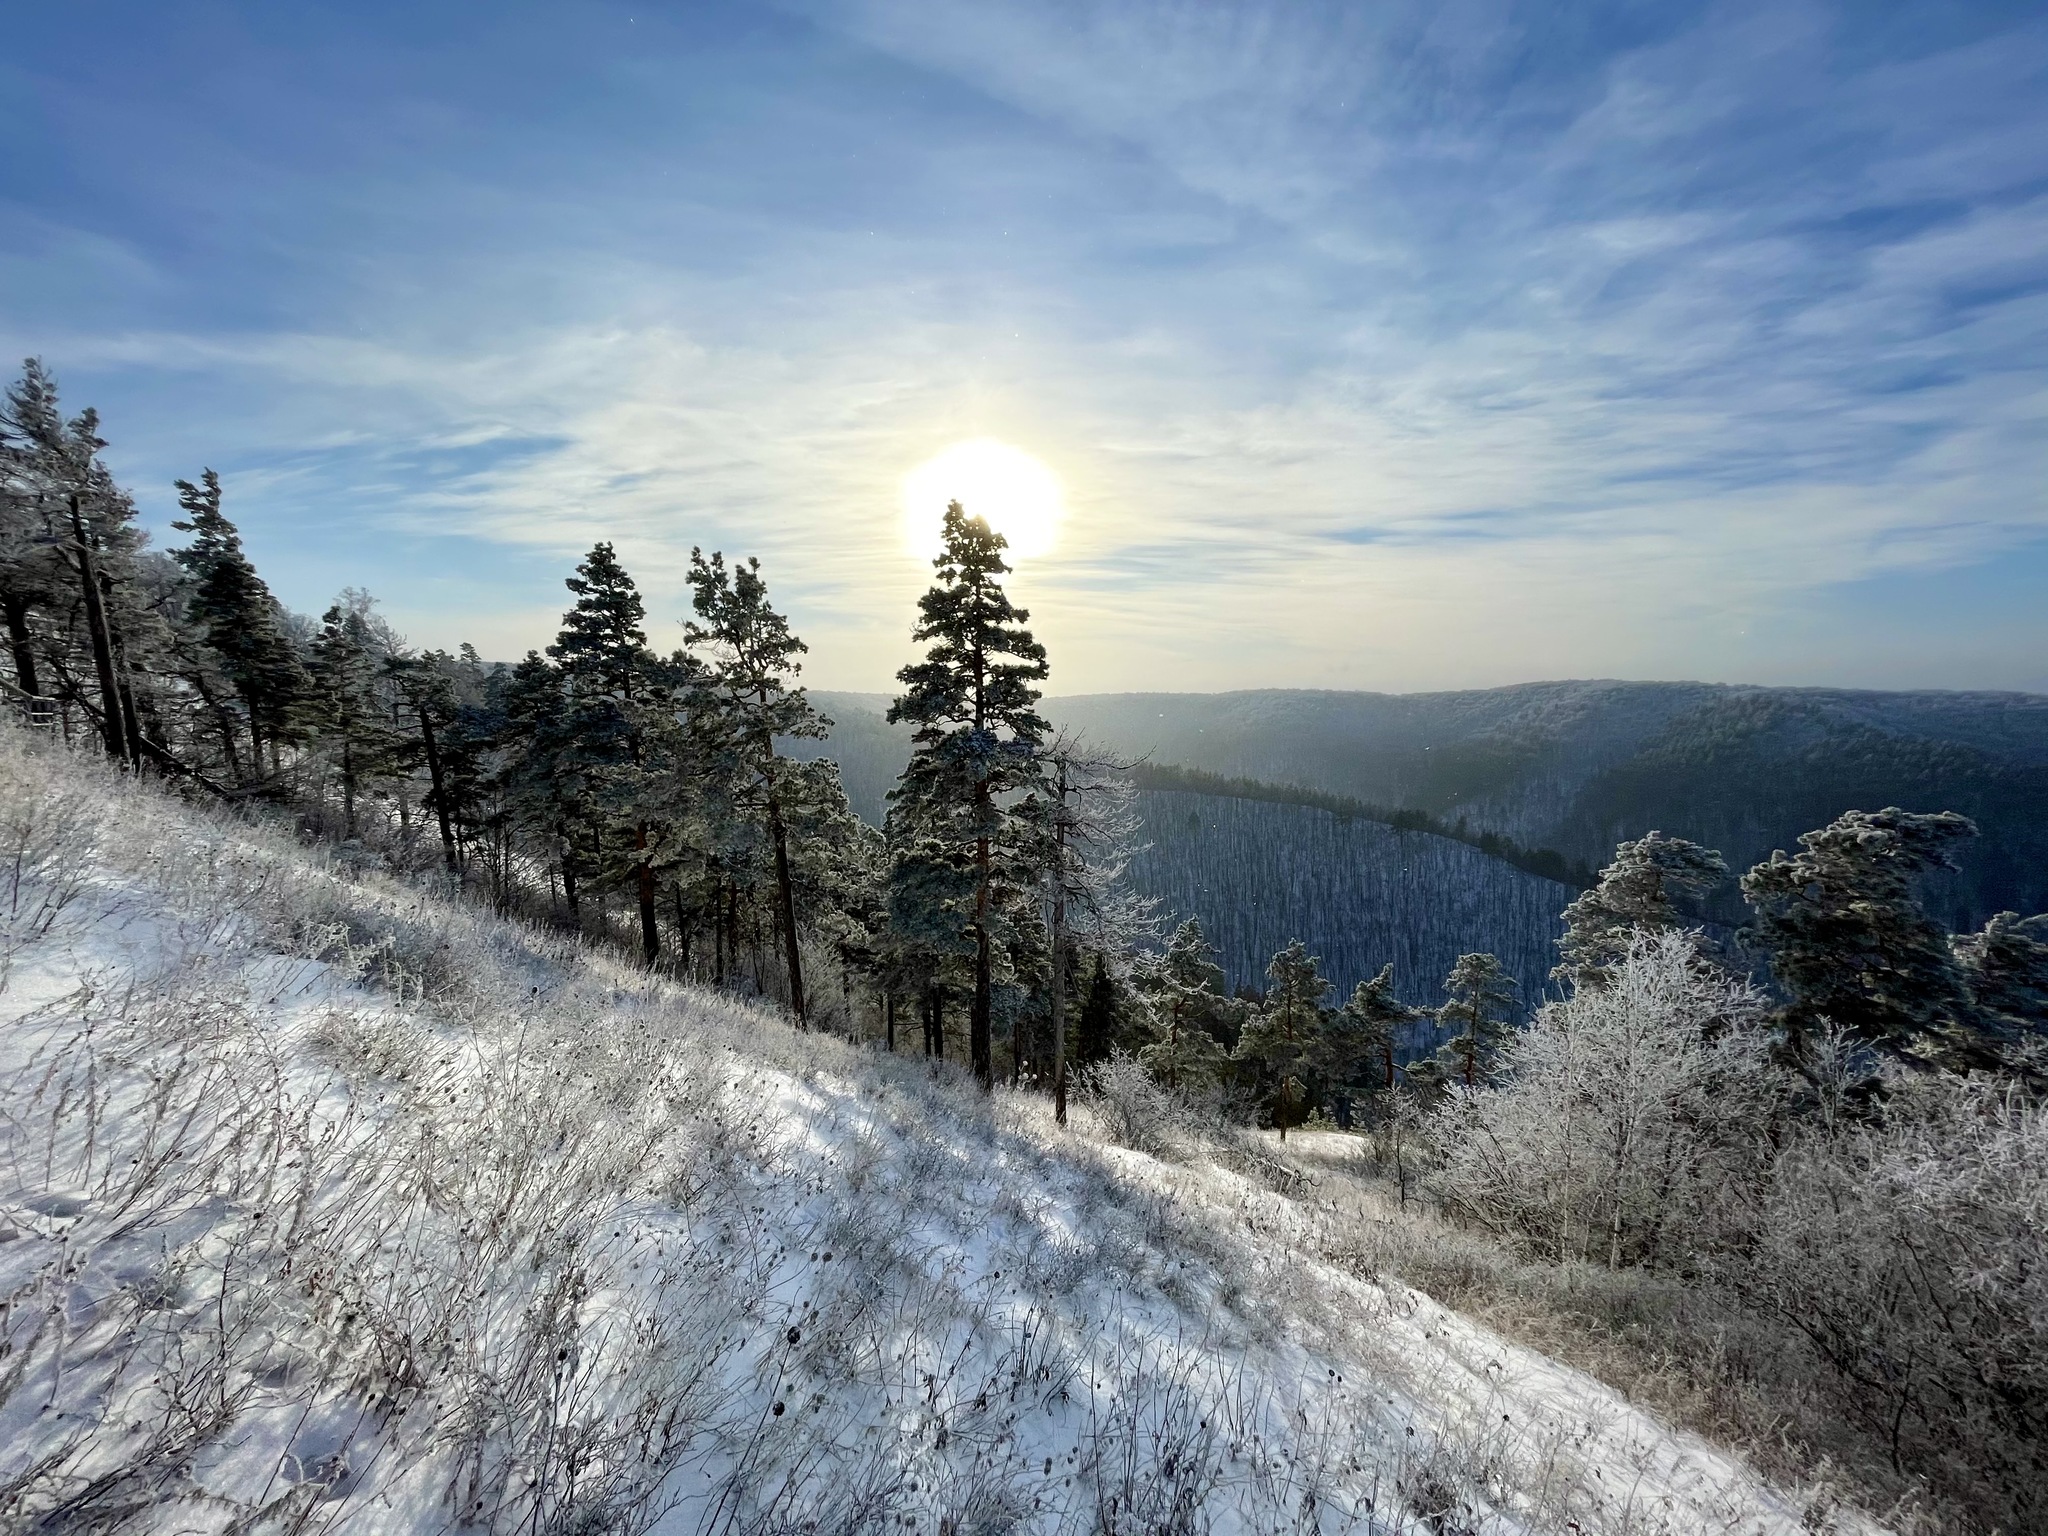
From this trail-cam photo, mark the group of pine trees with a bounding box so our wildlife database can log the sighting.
[5,356,2043,1132]
[0,361,1197,1111]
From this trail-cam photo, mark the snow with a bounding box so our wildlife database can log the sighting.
[0,731,1880,1535]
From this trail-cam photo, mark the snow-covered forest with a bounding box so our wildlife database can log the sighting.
[1127,789,1570,1021]
[4,358,2048,1532]
[1041,686,2048,928]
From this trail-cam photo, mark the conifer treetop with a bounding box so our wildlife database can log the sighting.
[550,541,654,698]
[890,502,1048,745]
[1555,829,1727,989]
[685,546,827,744]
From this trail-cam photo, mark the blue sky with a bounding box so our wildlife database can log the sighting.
[3,0,2044,693]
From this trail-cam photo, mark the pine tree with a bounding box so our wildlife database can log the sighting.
[1555,831,1727,990]
[1741,807,1979,1064]
[171,469,308,782]
[1436,952,1519,1088]
[686,549,828,1024]
[308,596,399,838]
[5,363,156,764]
[1235,939,1330,1140]
[888,502,1050,1090]
[547,543,674,965]
[1138,917,1230,1089]
[385,649,467,874]
[1074,953,1118,1068]
[498,651,597,913]
[1954,911,2048,1046]
[0,363,69,705]
[1323,963,1422,1110]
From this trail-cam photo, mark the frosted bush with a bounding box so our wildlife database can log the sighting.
[1430,930,1784,1267]
[1727,1071,2048,1529]
[1080,1051,1192,1159]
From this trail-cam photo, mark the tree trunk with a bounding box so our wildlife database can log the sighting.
[1051,765,1070,1125]
[673,883,691,975]
[66,496,127,764]
[341,736,357,837]
[190,675,242,781]
[885,992,897,1053]
[243,686,266,784]
[713,875,726,985]
[767,790,806,1025]
[2,593,40,699]
[110,640,144,764]
[635,823,659,967]
[970,828,993,1090]
[418,706,458,873]
[101,576,144,765]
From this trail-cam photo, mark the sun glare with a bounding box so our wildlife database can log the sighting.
[901,439,1065,563]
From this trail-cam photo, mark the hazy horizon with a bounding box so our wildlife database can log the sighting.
[6,2,2044,695]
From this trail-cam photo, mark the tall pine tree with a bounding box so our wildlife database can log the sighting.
[171,470,308,783]
[1327,963,1423,1101]
[1742,807,1979,1064]
[1235,939,1330,1140]
[1138,917,1231,1089]
[547,543,672,966]
[1435,952,1518,1088]
[308,596,398,837]
[1554,831,1726,990]
[686,549,828,1024]
[889,502,1050,1090]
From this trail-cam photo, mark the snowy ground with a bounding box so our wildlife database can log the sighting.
[0,731,1879,1535]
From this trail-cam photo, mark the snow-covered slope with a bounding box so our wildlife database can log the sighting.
[0,731,1875,1536]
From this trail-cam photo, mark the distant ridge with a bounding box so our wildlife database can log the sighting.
[801,678,2048,946]
[1022,681,2048,928]
[1128,762,1596,889]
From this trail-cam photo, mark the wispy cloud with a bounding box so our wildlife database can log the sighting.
[1,0,2042,691]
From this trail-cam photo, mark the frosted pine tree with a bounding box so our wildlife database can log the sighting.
[1436,952,1519,1088]
[889,502,1050,1090]
[1954,911,2048,1049]
[1138,917,1231,1089]
[687,549,830,1025]
[308,597,400,839]
[547,543,676,966]
[1324,963,1422,1101]
[1741,807,1978,1064]
[1236,939,1330,1140]
[1554,831,1726,991]
[171,469,308,781]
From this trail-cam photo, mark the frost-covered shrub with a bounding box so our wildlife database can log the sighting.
[1430,931,1784,1268]
[0,730,98,982]
[1726,1072,2048,1529]
[1080,1051,1192,1159]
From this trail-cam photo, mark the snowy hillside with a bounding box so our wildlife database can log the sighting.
[0,730,1874,1536]
[1130,791,1573,1017]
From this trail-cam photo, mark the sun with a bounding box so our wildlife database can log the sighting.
[901,439,1064,562]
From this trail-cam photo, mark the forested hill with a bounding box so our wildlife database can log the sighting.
[796,680,2048,992]
[1132,789,1573,1017]
[790,694,1579,1015]
[932,682,2048,930]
